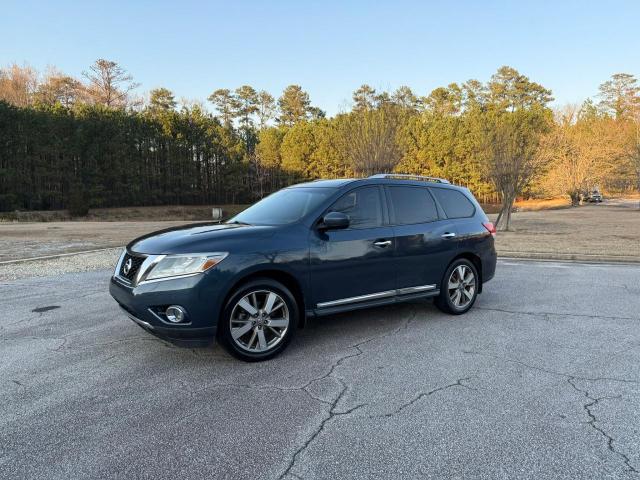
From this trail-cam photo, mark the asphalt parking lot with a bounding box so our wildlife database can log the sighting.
[2,259,639,479]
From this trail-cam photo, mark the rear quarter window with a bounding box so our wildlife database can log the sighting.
[431,188,475,218]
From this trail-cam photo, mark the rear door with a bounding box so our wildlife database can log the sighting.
[430,186,487,252]
[309,186,396,309]
[386,185,459,293]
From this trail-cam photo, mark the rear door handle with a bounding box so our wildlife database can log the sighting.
[441,232,456,239]
[373,239,392,247]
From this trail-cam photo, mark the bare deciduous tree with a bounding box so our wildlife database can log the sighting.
[339,104,404,176]
[542,106,629,203]
[83,59,139,108]
[0,63,38,107]
[36,69,84,107]
[631,121,640,191]
[478,107,550,230]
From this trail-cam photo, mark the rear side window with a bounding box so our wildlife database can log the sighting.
[388,186,439,225]
[329,186,383,229]
[431,188,475,218]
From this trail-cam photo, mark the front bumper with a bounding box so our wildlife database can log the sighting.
[109,273,221,347]
[119,305,215,347]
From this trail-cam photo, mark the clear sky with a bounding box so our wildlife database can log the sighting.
[2,0,639,115]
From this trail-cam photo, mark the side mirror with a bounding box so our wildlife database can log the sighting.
[320,211,350,230]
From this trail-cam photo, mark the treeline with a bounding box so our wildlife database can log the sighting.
[0,101,252,213]
[0,60,638,229]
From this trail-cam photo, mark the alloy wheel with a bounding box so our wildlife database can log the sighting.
[229,289,290,353]
[447,264,476,309]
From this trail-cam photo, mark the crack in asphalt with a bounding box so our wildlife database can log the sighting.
[621,283,639,295]
[474,306,639,322]
[53,336,68,351]
[277,379,366,480]
[567,378,638,475]
[372,377,475,418]
[465,350,639,475]
[275,308,420,479]
[10,380,26,394]
[171,308,422,417]
[464,350,640,384]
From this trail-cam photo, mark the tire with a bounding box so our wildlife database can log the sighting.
[218,278,298,362]
[435,259,479,315]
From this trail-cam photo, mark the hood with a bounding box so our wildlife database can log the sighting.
[127,222,277,254]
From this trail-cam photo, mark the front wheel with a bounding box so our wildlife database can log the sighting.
[435,259,479,315]
[218,278,298,362]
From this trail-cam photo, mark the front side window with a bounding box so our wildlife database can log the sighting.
[388,186,439,225]
[231,187,333,225]
[328,186,383,229]
[430,188,475,218]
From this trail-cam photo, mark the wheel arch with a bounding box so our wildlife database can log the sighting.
[220,268,307,328]
[449,252,483,293]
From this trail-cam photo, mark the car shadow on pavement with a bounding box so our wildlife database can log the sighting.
[140,299,440,366]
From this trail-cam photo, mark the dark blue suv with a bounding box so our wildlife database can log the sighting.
[110,174,497,361]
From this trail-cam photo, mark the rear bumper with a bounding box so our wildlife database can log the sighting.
[109,274,220,347]
[481,246,497,284]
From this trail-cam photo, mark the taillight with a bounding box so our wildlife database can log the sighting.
[482,222,496,237]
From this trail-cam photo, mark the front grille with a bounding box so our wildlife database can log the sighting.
[119,252,146,282]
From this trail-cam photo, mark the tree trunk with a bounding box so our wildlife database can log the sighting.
[568,190,581,206]
[496,194,515,231]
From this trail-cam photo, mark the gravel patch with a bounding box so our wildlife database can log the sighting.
[0,248,122,282]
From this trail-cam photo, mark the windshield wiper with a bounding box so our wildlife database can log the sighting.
[226,220,251,226]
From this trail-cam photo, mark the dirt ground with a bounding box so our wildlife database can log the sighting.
[0,221,197,262]
[490,198,640,261]
[1,198,638,263]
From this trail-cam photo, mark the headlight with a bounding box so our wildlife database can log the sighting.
[144,253,228,281]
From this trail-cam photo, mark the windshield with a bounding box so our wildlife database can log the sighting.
[230,187,333,225]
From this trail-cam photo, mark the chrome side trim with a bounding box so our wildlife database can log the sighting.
[317,290,395,308]
[397,284,436,295]
[317,284,437,309]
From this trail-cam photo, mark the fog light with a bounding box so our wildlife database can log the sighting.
[165,305,187,323]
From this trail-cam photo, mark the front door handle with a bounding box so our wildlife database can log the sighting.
[373,239,392,247]
[441,232,456,239]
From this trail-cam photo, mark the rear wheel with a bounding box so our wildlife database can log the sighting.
[435,259,478,315]
[218,278,298,362]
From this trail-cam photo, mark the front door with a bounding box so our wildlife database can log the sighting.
[309,186,396,309]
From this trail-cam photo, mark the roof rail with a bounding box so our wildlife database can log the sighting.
[368,173,450,184]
